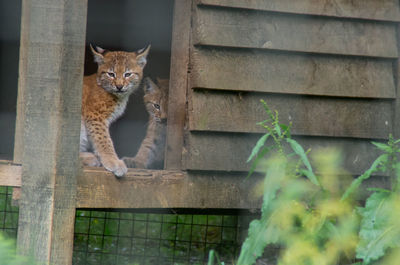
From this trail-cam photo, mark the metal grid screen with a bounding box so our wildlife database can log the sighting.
[0,188,244,264]
[0,187,19,239]
[73,210,241,265]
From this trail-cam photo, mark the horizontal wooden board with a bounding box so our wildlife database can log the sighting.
[189,90,393,139]
[77,168,260,209]
[0,164,261,209]
[193,6,398,58]
[190,48,396,98]
[0,162,388,208]
[184,133,386,176]
[197,0,400,22]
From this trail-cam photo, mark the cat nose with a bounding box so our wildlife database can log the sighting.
[116,85,123,91]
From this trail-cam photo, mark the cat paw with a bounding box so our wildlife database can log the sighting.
[102,158,128,178]
[122,157,146,169]
[80,152,101,167]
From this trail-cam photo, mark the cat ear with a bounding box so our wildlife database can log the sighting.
[143,77,157,94]
[90,44,105,64]
[136,44,151,68]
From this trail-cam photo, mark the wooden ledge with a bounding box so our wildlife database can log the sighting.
[0,160,261,209]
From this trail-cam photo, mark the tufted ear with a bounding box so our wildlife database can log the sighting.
[143,77,157,94]
[136,44,151,68]
[90,44,105,64]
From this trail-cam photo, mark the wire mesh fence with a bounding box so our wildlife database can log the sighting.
[0,187,19,239]
[73,209,243,265]
[0,187,248,265]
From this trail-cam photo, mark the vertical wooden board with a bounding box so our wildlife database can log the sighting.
[394,26,400,140]
[184,133,384,176]
[189,90,393,139]
[13,0,30,164]
[197,0,400,22]
[190,47,396,98]
[16,0,87,264]
[164,0,192,169]
[193,6,398,58]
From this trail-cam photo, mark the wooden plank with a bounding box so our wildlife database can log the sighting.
[16,1,87,264]
[193,6,398,58]
[394,26,400,140]
[189,90,393,139]
[190,47,396,98]
[0,162,389,208]
[197,0,400,22]
[0,160,21,187]
[184,133,386,176]
[164,0,192,169]
[76,168,260,209]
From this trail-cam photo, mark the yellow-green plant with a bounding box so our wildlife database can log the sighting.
[209,101,400,265]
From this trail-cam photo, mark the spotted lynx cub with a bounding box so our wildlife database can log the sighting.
[123,77,169,169]
[80,44,150,177]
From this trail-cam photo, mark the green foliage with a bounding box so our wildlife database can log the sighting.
[356,192,400,263]
[0,233,36,265]
[220,101,400,265]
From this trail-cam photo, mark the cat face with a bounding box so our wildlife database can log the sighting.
[91,45,150,97]
[143,77,169,123]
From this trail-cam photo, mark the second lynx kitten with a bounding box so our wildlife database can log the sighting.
[80,44,150,177]
[123,77,169,169]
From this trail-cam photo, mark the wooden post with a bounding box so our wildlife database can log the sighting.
[164,0,192,169]
[16,0,87,264]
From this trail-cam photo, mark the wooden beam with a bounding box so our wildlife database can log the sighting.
[193,6,398,58]
[190,47,396,98]
[16,1,87,265]
[189,90,393,139]
[197,0,400,22]
[0,164,261,209]
[164,0,192,169]
[0,163,390,208]
[76,168,260,209]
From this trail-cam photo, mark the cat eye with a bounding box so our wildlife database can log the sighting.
[153,103,160,110]
[107,72,116,78]
[124,72,133,78]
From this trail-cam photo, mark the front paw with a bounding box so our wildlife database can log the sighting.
[80,152,101,167]
[122,157,146,169]
[101,157,128,178]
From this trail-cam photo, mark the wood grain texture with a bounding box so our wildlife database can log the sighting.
[0,161,387,209]
[16,0,87,264]
[77,168,260,209]
[164,0,192,169]
[189,90,393,139]
[394,26,400,140]
[190,47,396,98]
[0,164,261,209]
[0,160,21,187]
[193,6,398,58]
[184,133,386,176]
[197,0,400,22]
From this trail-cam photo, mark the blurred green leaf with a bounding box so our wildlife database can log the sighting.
[341,154,388,201]
[286,138,319,185]
[247,133,270,163]
[356,192,400,264]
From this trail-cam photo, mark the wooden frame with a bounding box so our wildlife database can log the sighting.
[1,0,399,264]
[164,0,192,169]
[12,0,87,264]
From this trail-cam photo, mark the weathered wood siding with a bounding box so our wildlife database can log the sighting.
[184,0,400,175]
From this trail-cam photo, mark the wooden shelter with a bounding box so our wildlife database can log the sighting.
[1,0,400,264]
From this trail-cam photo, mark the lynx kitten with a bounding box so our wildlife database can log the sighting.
[123,77,169,169]
[80,44,150,177]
